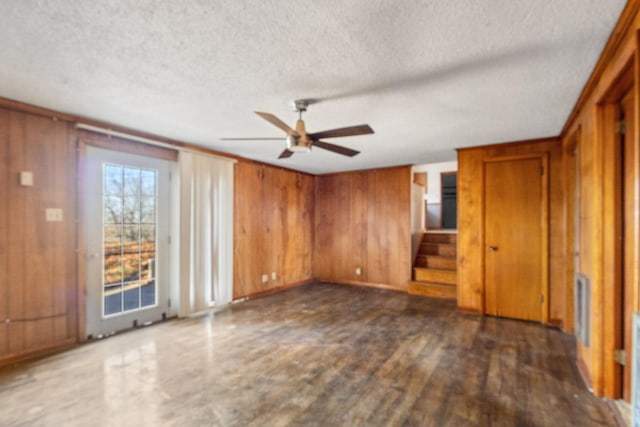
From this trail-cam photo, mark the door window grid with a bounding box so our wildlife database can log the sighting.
[103,164,157,317]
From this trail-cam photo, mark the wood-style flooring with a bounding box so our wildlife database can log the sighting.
[0,282,617,426]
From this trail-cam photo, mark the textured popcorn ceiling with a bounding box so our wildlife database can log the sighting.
[0,1,627,174]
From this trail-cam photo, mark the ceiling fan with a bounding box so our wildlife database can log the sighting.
[222,100,374,159]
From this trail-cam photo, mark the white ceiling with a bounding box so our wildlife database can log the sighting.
[0,1,627,174]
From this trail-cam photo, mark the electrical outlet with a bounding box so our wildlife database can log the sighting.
[271,272,276,280]
[45,208,63,222]
[262,274,269,284]
[355,267,362,276]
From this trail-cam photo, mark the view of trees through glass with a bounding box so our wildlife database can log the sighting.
[103,163,157,316]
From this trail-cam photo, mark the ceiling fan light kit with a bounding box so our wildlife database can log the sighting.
[286,133,312,153]
[223,99,374,159]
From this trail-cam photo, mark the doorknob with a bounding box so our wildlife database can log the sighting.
[487,246,498,251]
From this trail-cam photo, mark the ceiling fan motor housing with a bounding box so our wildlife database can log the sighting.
[287,118,312,152]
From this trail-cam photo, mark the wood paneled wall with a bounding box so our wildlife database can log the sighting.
[234,161,315,299]
[0,108,77,363]
[314,166,412,290]
[457,138,563,319]
[559,0,640,398]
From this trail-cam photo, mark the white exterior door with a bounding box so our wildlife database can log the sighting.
[84,146,171,338]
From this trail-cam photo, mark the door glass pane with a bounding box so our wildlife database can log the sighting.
[104,225,122,284]
[123,281,141,311]
[140,197,155,224]
[103,163,157,317]
[140,225,156,282]
[141,170,156,196]
[104,284,122,316]
[123,196,140,224]
[141,280,156,307]
[104,164,123,195]
[104,195,123,224]
[123,167,140,195]
[123,225,140,282]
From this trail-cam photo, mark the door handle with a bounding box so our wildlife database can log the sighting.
[487,246,498,252]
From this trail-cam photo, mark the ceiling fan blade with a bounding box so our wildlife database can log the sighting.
[278,149,294,159]
[255,111,299,136]
[308,124,373,140]
[220,137,283,141]
[313,140,359,157]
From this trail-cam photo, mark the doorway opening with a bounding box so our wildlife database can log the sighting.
[440,172,457,229]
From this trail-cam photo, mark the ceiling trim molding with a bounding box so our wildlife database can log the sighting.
[315,164,413,178]
[456,136,560,153]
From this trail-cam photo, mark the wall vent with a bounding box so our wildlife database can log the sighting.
[574,273,590,347]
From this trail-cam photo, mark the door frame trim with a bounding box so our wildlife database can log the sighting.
[597,54,636,399]
[481,152,550,323]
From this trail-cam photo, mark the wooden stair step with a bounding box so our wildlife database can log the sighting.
[408,281,457,299]
[423,233,457,244]
[419,243,456,257]
[414,267,457,284]
[413,255,456,269]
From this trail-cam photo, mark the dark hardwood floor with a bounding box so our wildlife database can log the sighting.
[0,282,616,426]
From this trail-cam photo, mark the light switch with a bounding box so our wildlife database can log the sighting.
[20,171,33,187]
[271,272,277,280]
[261,274,269,284]
[45,208,63,222]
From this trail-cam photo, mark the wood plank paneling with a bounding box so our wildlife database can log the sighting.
[0,108,77,362]
[23,115,55,326]
[233,161,314,299]
[558,2,640,398]
[314,166,411,290]
[283,171,314,284]
[457,149,484,312]
[0,109,8,356]
[7,111,26,355]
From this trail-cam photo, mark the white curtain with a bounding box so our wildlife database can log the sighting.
[178,151,235,316]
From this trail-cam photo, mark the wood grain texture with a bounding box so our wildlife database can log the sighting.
[559,4,640,398]
[0,283,617,426]
[0,108,77,363]
[563,22,638,400]
[233,161,314,299]
[457,138,562,321]
[413,172,426,187]
[314,166,411,289]
[621,88,636,401]
[408,281,457,299]
[562,129,580,335]
[0,109,8,357]
[484,155,546,322]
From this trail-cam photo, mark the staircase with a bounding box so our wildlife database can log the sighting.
[408,232,457,299]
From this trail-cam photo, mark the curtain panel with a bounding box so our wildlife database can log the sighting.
[178,151,234,316]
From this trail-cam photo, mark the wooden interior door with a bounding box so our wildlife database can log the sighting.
[484,155,548,322]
